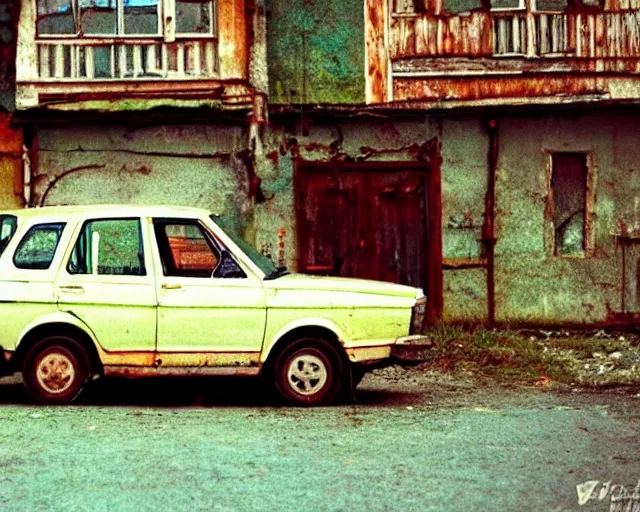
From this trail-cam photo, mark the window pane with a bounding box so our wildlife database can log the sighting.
[156,222,219,277]
[551,154,587,256]
[124,0,159,35]
[14,223,66,270]
[37,0,76,35]
[536,0,567,10]
[444,0,482,12]
[0,216,17,258]
[68,219,146,276]
[211,215,276,276]
[80,0,117,35]
[176,0,213,34]
[491,0,522,8]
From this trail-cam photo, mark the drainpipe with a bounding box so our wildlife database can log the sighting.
[483,119,498,326]
[22,144,32,208]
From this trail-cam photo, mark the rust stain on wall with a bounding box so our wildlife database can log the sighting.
[365,0,390,103]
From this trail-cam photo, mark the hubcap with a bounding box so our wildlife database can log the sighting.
[287,354,328,396]
[36,352,75,395]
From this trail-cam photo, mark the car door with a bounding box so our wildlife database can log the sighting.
[151,217,266,365]
[1,219,72,351]
[55,217,157,352]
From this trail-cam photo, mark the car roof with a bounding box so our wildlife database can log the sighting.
[0,204,212,219]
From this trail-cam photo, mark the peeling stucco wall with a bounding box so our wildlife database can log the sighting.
[440,118,488,323]
[26,111,640,327]
[253,115,488,324]
[253,112,640,326]
[34,123,254,235]
[266,0,366,105]
[0,0,18,111]
[253,116,441,270]
[494,113,633,325]
[0,114,23,209]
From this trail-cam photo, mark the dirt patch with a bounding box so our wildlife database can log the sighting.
[400,326,640,390]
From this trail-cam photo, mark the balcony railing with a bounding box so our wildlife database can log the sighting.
[389,9,640,60]
[34,38,219,81]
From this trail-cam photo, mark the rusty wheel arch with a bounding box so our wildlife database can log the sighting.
[262,326,348,373]
[12,323,102,376]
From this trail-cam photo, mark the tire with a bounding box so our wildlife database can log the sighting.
[22,336,91,405]
[273,338,345,406]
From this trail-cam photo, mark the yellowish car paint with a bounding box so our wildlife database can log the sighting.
[0,205,423,373]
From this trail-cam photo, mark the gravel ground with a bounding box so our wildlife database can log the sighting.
[0,370,638,511]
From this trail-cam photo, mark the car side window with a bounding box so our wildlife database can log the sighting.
[153,219,246,278]
[67,218,146,276]
[13,222,66,270]
[0,215,17,258]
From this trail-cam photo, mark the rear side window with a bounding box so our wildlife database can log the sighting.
[67,218,146,276]
[13,222,66,270]
[0,215,17,258]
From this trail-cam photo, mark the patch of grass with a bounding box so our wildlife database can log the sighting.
[416,326,640,387]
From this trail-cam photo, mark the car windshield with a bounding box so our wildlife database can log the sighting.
[0,215,17,258]
[209,215,279,277]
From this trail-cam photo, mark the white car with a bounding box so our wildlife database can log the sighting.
[0,205,428,405]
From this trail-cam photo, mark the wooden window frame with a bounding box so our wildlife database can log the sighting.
[544,151,597,258]
[35,0,217,41]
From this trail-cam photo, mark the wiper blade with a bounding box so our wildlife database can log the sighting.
[264,266,289,280]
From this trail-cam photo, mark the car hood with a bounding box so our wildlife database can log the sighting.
[263,273,421,299]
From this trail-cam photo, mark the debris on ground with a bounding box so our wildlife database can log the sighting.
[386,326,640,389]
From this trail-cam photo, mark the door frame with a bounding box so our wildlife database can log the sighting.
[294,159,443,325]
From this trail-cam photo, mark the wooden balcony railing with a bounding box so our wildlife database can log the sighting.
[389,9,640,60]
[34,38,219,81]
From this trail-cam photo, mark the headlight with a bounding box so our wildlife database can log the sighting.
[410,296,427,334]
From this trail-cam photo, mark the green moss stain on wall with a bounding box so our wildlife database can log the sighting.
[266,0,365,105]
[494,114,629,325]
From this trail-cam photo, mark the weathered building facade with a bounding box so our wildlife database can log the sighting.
[3,0,640,327]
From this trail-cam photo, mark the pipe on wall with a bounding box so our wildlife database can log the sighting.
[484,118,498,326]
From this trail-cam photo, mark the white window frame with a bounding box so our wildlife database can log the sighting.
[35,0,217,42]
[489,0,526,12]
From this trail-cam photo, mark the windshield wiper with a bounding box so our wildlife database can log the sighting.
[264,266,290,280]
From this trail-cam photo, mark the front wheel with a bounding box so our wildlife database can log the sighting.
[22,337,91,405]
[273,338,345,406]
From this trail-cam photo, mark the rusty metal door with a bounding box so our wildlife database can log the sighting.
[297,164,428,292]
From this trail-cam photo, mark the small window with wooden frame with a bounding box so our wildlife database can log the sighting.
[545,152,596,258]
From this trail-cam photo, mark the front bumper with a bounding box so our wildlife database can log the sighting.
[390,335,434,363]
[345,335,434,366]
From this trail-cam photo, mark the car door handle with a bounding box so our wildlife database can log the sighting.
[58,285,85,294]
[161,284,182,290]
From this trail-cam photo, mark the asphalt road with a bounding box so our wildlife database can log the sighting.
[0,373,638,512]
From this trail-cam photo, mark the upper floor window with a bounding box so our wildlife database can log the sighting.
[36,0,216,38]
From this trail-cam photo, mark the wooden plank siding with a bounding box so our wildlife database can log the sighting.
[367,0,640,105]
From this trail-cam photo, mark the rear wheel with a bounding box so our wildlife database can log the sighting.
[273,338,345,406]
[22,337,91,405]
